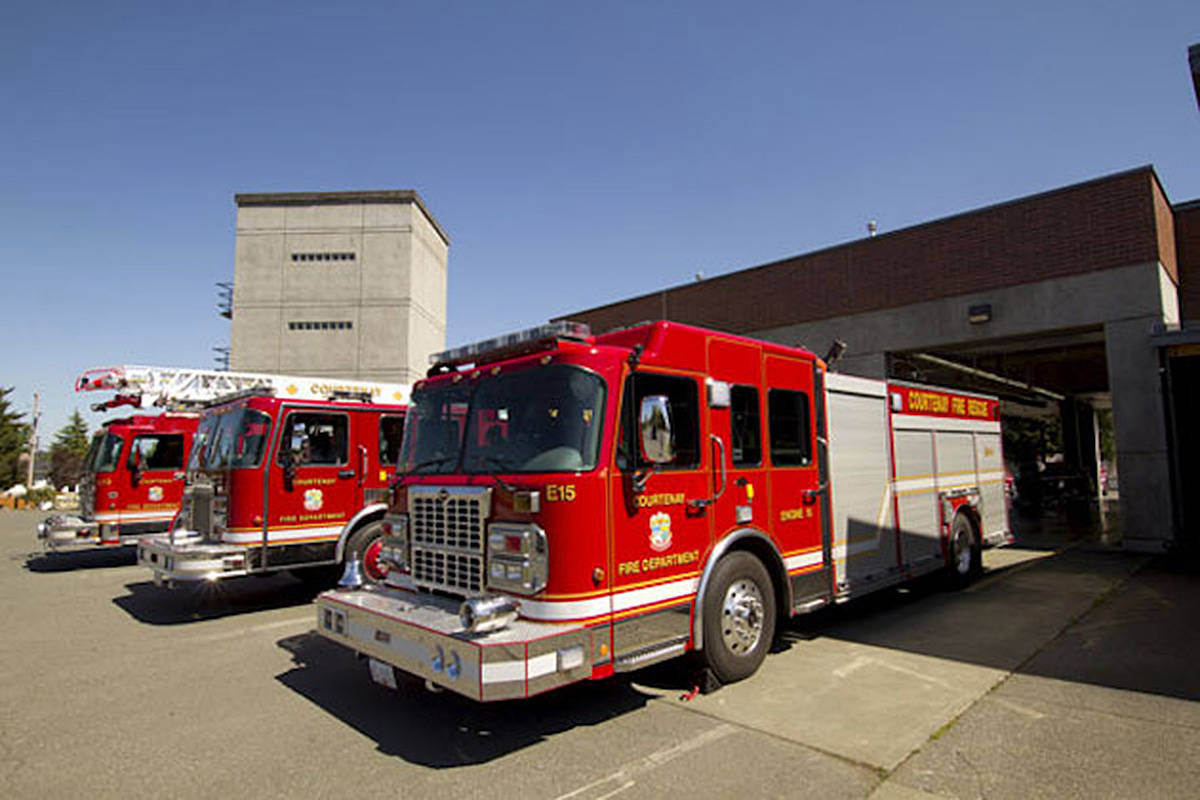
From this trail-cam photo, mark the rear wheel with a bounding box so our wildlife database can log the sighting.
[946,513,981,587]
[701,552,777,684]
[346,521,387,583]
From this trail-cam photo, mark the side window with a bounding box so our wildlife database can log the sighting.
[617,373,700,469]
[768,389,812,466]
[730,385,762,467]
[379,415,405,465]
[279,413,348,466]
[128,435,185,471]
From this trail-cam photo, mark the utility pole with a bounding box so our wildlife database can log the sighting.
[26,392,39,487]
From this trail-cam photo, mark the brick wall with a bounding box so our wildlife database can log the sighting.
[563,167,1175,334]
[1176,202,1200,322]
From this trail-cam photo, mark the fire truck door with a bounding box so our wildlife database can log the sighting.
[268,409,359,547]
[610,372,713,664]
[125,433,187,527]
[763,356,830,607]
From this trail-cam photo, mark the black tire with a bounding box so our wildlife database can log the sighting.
[946,513,981,588]
[345,521,387,583]
[701,551,777,684]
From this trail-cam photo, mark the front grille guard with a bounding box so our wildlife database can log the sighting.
[408,486,492,596]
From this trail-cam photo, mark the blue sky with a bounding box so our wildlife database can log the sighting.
[4,1,1199,440]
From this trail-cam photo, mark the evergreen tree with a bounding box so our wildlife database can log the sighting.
[49,410,90,490]
[0,387,28,489]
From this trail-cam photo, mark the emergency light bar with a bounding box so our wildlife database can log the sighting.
[429,321,592,367]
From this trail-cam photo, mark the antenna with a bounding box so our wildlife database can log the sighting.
[823,340,847,371]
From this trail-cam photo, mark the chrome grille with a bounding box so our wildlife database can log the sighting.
[408,486,491,595]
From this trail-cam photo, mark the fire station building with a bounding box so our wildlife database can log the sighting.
[560,166,1200,554]
[229,190,449,384]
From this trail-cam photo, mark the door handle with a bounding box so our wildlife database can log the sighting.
[803,484,827,505]
[338,469,356,479]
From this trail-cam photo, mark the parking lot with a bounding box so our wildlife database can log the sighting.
[3,508,1198,798]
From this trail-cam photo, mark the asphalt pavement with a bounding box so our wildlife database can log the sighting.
[1,508,1196,799]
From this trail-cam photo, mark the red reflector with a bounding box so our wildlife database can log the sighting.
[505,535,522,552]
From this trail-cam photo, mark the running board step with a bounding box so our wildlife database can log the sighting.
[614,637,689,672]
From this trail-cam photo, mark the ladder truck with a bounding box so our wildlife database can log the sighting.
[136,371,411,588]
[38,364,377,551]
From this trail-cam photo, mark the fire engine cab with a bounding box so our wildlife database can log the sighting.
[137,375,409,587]
[315,321,1010,700]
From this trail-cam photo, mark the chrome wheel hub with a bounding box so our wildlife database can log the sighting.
[721,579,765,655]
[954,528,972,574]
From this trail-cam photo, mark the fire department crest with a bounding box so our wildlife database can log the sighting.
[147,486,163,502]
[304,489,324,511]
[649,511,672,552]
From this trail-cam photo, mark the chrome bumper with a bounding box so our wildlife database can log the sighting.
[137,533,250,585]
[316,586,598,701]
[37,515,104,551]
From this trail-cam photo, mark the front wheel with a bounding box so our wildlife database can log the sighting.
[700,552,777,684]
[345,521,387,583]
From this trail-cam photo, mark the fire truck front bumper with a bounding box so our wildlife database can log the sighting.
[36,514,102,551]
[137,533,250,586]
[316,586,600,701]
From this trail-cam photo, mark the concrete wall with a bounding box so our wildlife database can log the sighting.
[230,192,448,384]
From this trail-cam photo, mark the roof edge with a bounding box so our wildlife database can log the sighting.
[234,189,449,245]
[560,165,1165,320]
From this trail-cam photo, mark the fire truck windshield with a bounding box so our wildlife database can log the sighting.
[188,408,272,471]
[91,432,123,473]
[399,364,606,475]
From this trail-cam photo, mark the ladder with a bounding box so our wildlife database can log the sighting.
[76,365,411,411]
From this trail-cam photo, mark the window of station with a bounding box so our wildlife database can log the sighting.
[767,389,812,466]
[288,321,354,331]
[290,252,356,263]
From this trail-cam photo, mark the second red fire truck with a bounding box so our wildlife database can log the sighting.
[137,375,409,587]
[316,321,1010,700]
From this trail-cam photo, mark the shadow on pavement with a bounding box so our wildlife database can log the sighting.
[275,631,655,767]
[112,575,320,625]
[801,544,1200,704]
[23,547,138,572]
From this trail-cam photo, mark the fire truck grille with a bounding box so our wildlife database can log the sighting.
[411,497,483,550]
[408,488,489,595]
[411,549,483,594]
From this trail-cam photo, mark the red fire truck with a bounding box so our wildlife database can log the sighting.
[38,413,198,550]
[37,366,213,551]
[315,321,1010,700]
[137,375,409,587]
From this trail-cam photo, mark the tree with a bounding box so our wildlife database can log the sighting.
[0,387,28,489]
[49,410,90,490]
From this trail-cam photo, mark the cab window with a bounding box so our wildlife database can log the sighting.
[127,434,185,471]
[379,415,405,465]
[768,389,812,466]
[278,413,348,466]
[730,385,762,467]
[617,373,700,470]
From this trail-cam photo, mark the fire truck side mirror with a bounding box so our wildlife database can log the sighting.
[639,395,675,465]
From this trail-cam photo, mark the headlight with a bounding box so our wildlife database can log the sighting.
[486,522,547,595]
[378,513,409,570]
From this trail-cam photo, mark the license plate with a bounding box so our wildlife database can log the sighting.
[368,658,398,689]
